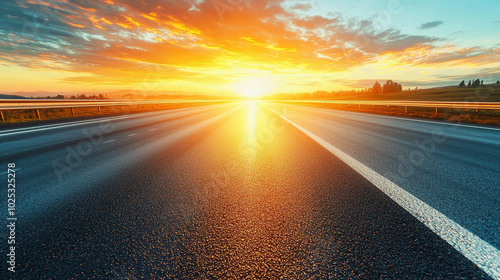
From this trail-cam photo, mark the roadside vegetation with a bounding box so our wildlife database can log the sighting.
[0,103,214,125]
[285,102,500,126]
[270,82,500,126]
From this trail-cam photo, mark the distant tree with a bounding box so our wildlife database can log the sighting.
[497,80,499,84]
[382,80,403,93]
[471,79,481,87]
[372,81,382,94]
[468,80,471,87]
[458,80,466,87]
[481,80,484,85]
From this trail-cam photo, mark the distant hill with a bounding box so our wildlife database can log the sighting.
[11,91,68,97]
[105,89,212,99]
[3,90,225,99]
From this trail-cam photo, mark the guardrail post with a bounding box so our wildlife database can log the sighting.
[71,108,75,116]
[435,107,438,114]
[98,106,101,112]
[121,106,124,112]
[0,111,4,122]
[36,109,41,119]
[405,106,408,114]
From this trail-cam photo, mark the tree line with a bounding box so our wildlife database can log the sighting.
[370,80,403,94]
[458,79,484,88]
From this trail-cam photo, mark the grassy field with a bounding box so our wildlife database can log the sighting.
[322,83,500,102]
[2,84,500,126]
[0,103,216,125]
[287,102,500,126]
[277,84,500,126]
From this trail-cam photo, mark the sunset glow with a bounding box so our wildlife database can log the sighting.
[234,77,275,99]
[0,0,499,97]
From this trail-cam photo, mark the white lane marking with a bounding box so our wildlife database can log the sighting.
[127,133,137,137]
[149,128,157,131]
[0,111,161,137]
[299,105,500,132]
[0,168,20,176]
[102,139,115,144]
[280,114,500,279]
[0,104,220,137]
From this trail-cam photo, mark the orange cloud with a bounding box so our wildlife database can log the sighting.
[2,0,499,94]
[100,17,113,25]
[61,20,86,29]
[123,15,140,27]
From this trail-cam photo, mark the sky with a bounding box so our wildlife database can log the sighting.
[0,0,499,97]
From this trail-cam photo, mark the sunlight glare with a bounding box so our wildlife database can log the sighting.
[234,77,274,99]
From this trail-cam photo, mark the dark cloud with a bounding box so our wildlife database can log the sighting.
[419,21,443,30]
[364,29,438,53]
[0,0,494,86]
[402,47,500,66]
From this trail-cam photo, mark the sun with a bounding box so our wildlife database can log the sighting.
[234,77,273,99]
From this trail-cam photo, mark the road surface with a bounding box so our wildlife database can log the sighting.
[0,102,497,279]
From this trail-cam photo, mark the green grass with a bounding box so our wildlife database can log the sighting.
[284,83,500,125]
[0,103,214,125]
[322,83,500,102]
[288,102,500,126]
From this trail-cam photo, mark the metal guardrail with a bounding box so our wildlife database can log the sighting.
[278,100,500,113]
[1,99,499,122]
[0,99,224,110]
[0,99,226,121]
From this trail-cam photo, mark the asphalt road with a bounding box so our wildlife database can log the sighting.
[0,102,497,279]
[266,103,500,248]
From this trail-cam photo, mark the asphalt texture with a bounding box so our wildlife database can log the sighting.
[0,102,494,279]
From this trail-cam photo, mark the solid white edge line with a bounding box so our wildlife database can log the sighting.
[283,103,500,132]
[340,106,500,131]
[0,111,158,137]
[102,139,116,144]
[127,133,137,137]
[280,114,500,279]
[357,110,500,131]
[0,103,222,137]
